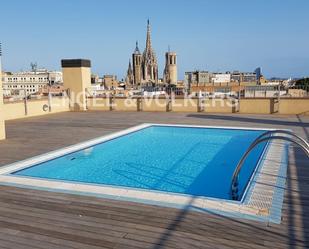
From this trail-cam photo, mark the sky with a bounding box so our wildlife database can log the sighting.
[1,0,309,79]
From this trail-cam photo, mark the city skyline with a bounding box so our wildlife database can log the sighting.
[1,0,309,79]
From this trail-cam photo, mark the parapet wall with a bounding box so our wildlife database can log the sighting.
[279,98,309,115]
[239,98,276,114]
[3,97,70,121]
[86,97,309,115]
[2,97,308,122]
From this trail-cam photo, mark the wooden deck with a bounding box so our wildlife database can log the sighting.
[0,111,308,249]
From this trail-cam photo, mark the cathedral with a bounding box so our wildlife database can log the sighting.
[125,20,177,87]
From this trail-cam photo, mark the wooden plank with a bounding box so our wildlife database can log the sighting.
[0,112,308,249]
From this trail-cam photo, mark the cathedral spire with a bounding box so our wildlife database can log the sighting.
[146,19,152,51]
[125,59,134,86]
[134,41,140,54]
[142,19,158,84]
[127,59,132,74]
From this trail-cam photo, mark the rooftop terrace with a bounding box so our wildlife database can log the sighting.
[0,111,308,249]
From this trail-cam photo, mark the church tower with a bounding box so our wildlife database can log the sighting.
[142,20,158,84]
[125,60,134,87]
[163,49,177,85]
[132,41,142,85]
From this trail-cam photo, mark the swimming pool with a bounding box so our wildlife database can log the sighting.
[11,125,267,200]
[0,124,287,223]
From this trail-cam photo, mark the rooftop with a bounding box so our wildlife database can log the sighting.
[0,111,308,248]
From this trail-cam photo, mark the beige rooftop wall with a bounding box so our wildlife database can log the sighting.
[3,97,70,121]
[0,70,6,140]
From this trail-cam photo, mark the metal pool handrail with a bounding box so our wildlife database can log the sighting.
[255,130,309,150]
[230,131,309,201]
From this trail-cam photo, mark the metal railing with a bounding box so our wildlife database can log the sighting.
[230,130,309,201]
[86,86,186,98]
[85,84,309,99]
[2,88,68,115]
[244,85,309,98]
[244,85,282,98]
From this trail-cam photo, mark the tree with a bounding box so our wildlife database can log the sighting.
[295,77,309,87]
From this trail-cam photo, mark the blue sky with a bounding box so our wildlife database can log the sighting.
[1,0,309,79]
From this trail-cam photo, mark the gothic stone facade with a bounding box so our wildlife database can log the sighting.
[126,20,158,87]
[126,20,177,87]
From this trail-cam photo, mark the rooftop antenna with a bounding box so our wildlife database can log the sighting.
[168,45,170,53]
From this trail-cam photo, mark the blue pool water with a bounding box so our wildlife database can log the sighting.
[12,126,267,200]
